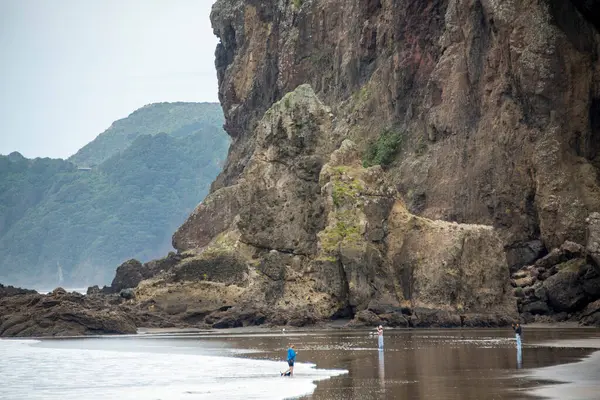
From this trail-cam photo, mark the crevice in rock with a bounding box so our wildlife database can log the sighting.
[253,156,321,183]
[337,257,355,319]
[548,0,598,52]
[566,0,600,33]
[587,98,600,175]
[238,239,308,257]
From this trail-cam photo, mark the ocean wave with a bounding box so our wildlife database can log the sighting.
[0,338,347,400]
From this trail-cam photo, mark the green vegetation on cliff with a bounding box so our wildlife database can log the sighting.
[0,103,229,287]
[362,129,402,168]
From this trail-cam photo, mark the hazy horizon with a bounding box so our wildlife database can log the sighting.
[0,0,220,160]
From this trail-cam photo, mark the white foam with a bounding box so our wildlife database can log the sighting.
[0,338,42,344]
[0,339,347,400]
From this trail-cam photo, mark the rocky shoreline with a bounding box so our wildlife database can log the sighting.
[1,281,597,338]
[0,285,136,337]
[3,228,599,338]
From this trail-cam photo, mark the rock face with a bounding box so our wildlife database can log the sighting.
[208,0,600,255]
[95,0,600,328]
[147,86,516,328]
[0,287,137,337]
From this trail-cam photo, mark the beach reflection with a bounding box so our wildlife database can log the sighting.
[378,350,385,394]
[286,328,599,400]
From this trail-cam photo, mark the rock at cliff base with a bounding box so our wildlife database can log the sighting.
[521,300,551,315]
[0,284,37,298]
[580,300,600,326]
[545,271,588,312]
[110,259,145,293]
[587,213,600,268]
[0,290,137,337]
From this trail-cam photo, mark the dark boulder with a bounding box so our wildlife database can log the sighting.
[552,312,568,322]
[287,310,317,327]
[534,284,549,302]
[379,312,409,327]
[100,285,113,294]
[586,213,600,268]
[349,310,382,326]
[560,241,584,256]
[535,248,567,270]
[520,312,535,324]
[506,240,545,272]
[580,300,600,326]
[86,285,101,295]
[545,271,587,312]
[119,288,135,300]
[111,259,146,293]
[51,287,67,296]
[581,266,600,298]
[521,301,550,315]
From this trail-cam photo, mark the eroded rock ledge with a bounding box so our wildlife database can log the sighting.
[0,287,137,337]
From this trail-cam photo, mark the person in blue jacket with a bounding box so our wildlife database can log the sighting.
[512,323,522,348]
[281,344,297,376]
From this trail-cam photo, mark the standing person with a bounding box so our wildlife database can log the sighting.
[512,322,522,348]
[377,325,384,350]
[281,344,296,376]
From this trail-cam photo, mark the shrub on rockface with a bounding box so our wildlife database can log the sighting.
[362,129,403,168]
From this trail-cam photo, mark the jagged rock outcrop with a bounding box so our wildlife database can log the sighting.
[137,86,517,327]
[0,287,138,337]
[510,216,600,325]
[0,283,37,298]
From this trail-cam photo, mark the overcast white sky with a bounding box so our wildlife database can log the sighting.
[0,0,219,159]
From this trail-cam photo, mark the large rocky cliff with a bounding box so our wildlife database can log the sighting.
[208,0,600,253]
[111,0,600,328]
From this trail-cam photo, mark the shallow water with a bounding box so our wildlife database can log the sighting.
[1,327,599,399]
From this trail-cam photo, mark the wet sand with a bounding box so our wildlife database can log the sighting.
[159,326,598,399]
[522,338,600,400]
[138,324,600,400]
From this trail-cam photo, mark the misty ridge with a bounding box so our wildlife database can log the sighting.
[0,102,229,289]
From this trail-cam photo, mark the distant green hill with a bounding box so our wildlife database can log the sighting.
[69,102,224,167]
[0,103,229,287]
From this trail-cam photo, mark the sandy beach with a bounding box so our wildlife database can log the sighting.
[3,326,599,399]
